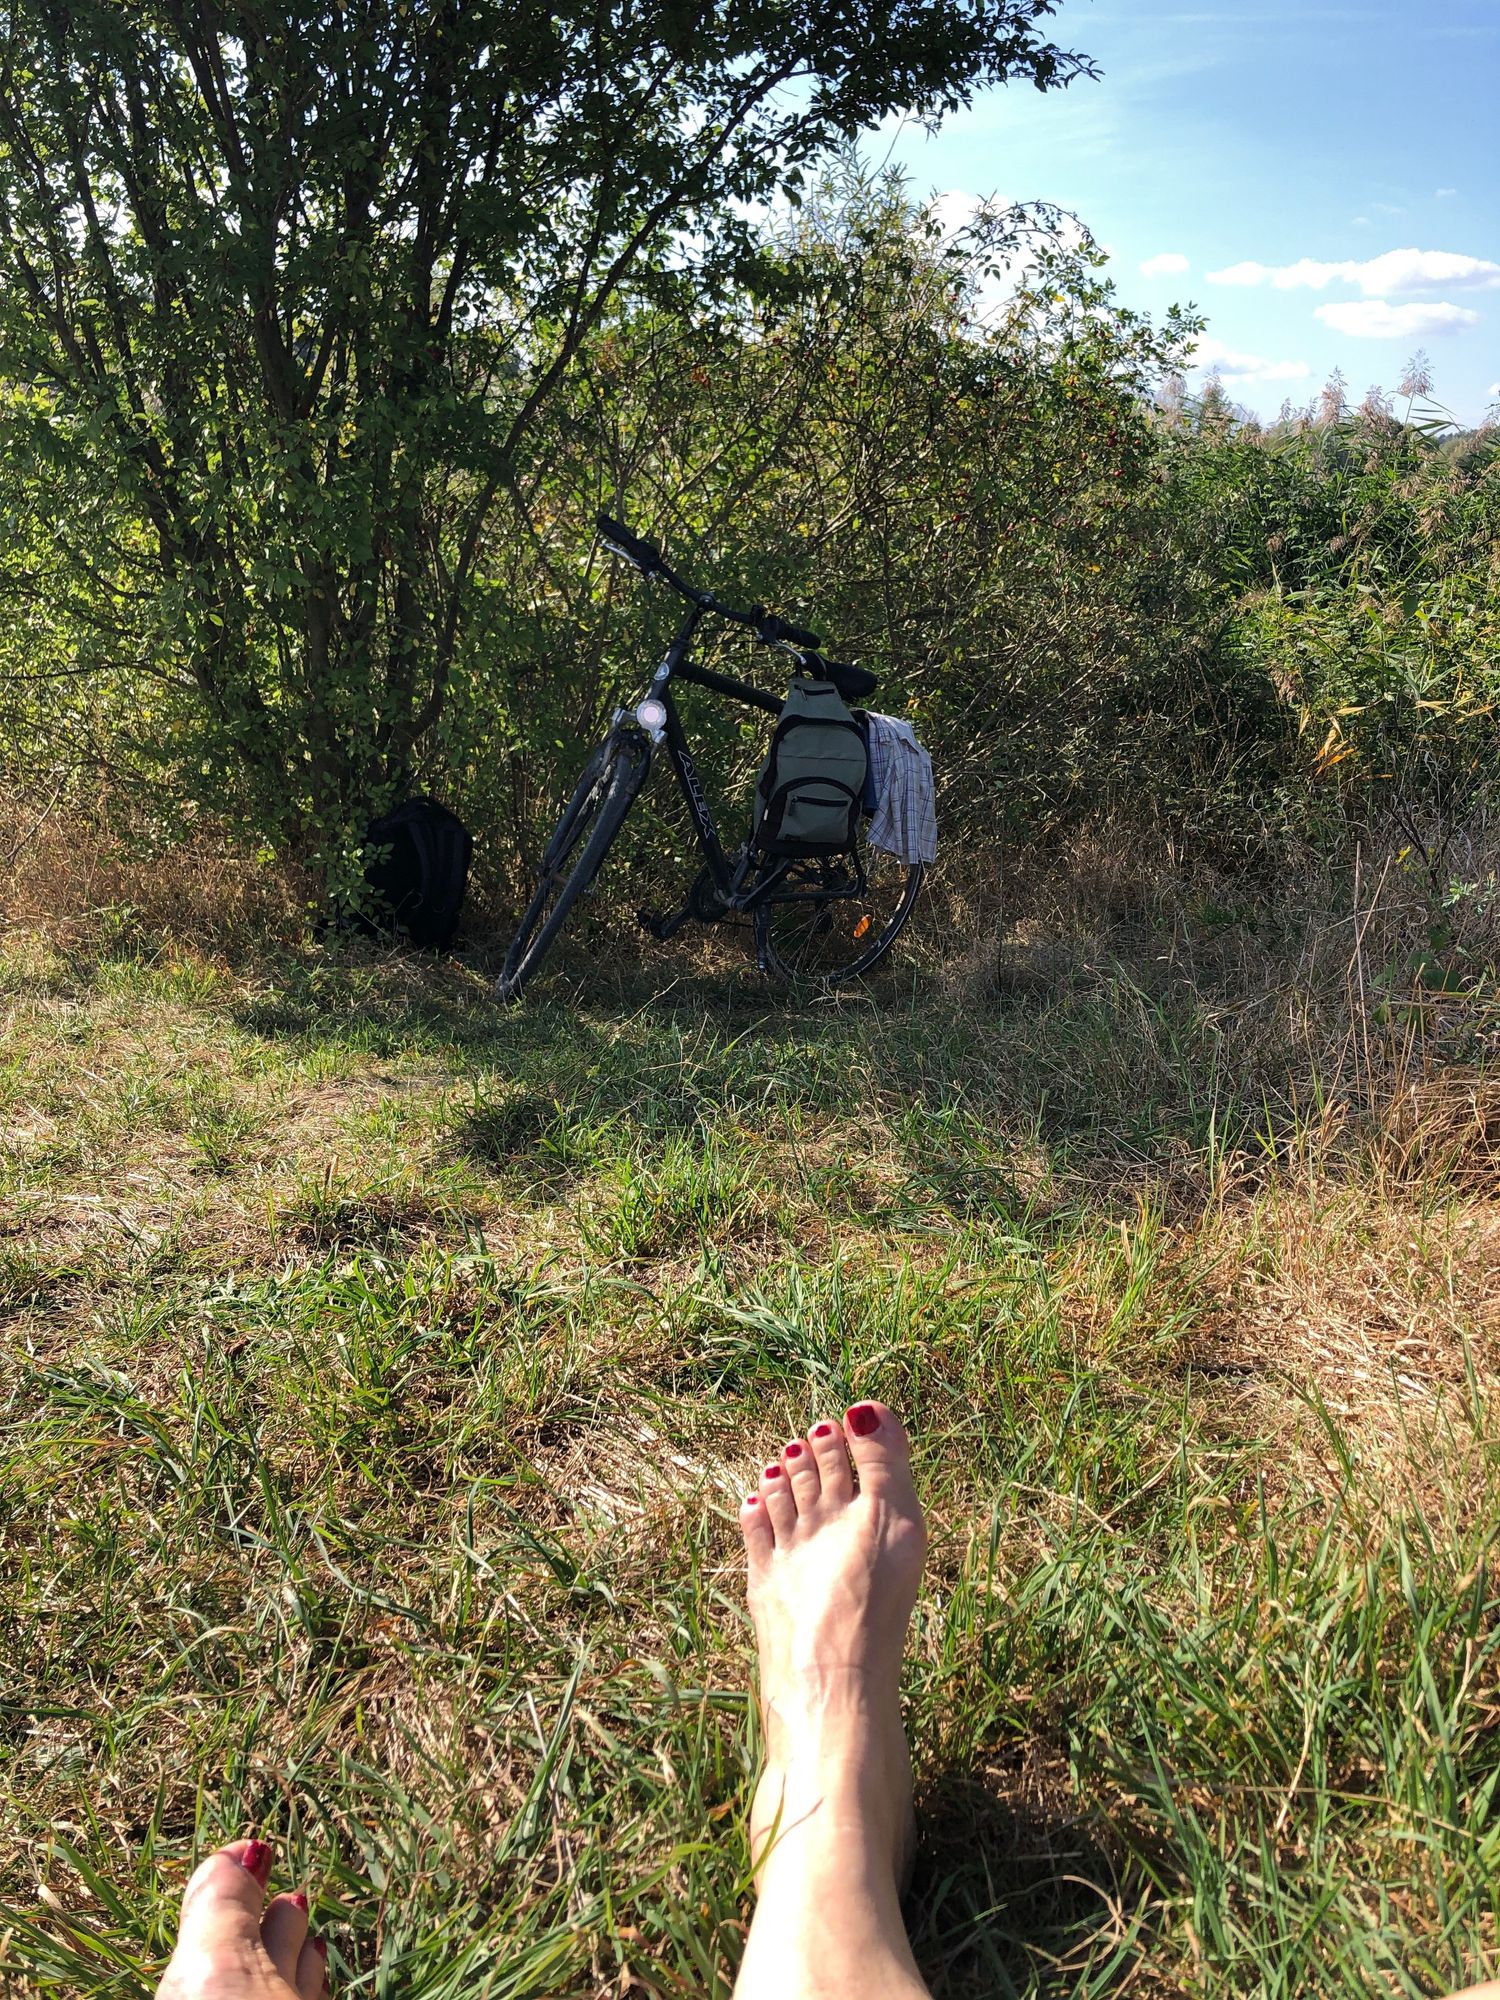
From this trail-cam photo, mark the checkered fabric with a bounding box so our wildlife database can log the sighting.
[864,712,937,864]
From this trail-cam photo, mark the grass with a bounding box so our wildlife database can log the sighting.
[2,834,1499,1998]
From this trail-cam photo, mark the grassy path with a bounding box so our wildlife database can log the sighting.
[3,923,1498,1997]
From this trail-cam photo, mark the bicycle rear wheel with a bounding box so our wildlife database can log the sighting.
[754,826,924,987]
[498,732,649,1002]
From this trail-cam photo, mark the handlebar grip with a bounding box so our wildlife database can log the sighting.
[597,511,664,573]
[781,618,823,649]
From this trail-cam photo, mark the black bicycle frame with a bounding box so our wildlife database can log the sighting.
[638,600,783,900]
[618,589,870,929]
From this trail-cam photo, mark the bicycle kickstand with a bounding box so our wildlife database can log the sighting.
[636,899,695,943]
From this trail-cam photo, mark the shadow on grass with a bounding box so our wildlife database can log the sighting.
[911,1763,1149,1999]
[223,948,1273,1224]
[205,898,1494,1220]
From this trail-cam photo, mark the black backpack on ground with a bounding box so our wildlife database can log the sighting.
[362,797,473,948]
[751,675,869,858]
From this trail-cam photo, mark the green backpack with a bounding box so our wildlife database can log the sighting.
[752,675,869,857]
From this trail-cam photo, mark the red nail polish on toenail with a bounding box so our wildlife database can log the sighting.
[785,1441,804,1459]
[240,1839,272,1881]
[314,1936,328,1957]
[764,1464,783,1478]
[291,1890,309,1912]
[746,1494,760,1506]
[847,1403,881,1436]
[812,1422,836,1439]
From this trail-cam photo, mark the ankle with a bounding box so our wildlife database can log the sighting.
[762,1662,902,1745]
[754,1748,911,1870]
[753,1796,906,1893]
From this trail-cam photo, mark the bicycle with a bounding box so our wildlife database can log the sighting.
[497,513,926,1002]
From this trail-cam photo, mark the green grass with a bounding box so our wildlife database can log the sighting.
[2,913,1498,1998]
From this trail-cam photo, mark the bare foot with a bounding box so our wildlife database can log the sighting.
[155,1840,327,2000]
[739,1401,927,1936]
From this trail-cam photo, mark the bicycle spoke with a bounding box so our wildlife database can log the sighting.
[757,837,922,985]
[499,732,649,1000]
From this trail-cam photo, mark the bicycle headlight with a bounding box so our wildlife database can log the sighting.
[635,697,667,732]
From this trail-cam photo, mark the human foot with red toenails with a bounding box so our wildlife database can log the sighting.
[734,1400,932,2000]
[154,1839,327,2000]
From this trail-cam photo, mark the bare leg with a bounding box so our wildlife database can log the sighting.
[155,1839,326,2000]
[734,1401,931,2000]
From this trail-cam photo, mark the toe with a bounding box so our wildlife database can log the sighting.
[843,1402,918,1504]
[297,1935,329,1999]
[758,1460,797,1539]
[262,1890,310,1985]
[741,1491,773,1574]
[807,1417,853,1504]
[781,1436,821,1510]
[177,1839,270,1950]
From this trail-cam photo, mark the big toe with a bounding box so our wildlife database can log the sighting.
[843,1402,919,1508]
[179,1839,269,1932]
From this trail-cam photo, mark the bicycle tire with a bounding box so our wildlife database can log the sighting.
[754,833,924,988]
[498,733,649,1002]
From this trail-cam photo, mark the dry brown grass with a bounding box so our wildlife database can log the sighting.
[2,798,306,958]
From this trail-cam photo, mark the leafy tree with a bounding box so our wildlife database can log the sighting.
[0,0,1092,883]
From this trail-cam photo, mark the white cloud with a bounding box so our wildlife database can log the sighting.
[1190,336,1311,383]
[1206,260,1269,287]
[928,189,989,238]
[1436,187,1457,198]
[1207,248,1500,295]
[1487,381,1500,398]
[1314,299,1481,337]
[1140,251,1189,277]
[1351,249,1498,292]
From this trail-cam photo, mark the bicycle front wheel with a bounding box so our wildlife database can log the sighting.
[754,829,924,988]
[498,732,649,1002]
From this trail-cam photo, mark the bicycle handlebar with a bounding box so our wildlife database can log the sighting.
[596,511,823,654]
[750,607,823,650]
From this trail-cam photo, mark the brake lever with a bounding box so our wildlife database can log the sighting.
[597,512,666,575]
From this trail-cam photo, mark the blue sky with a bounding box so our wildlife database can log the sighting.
[873,0,1499,426]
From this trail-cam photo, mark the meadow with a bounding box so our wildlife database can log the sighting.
[3,10,1498,1996]
[4,827,1498,1998]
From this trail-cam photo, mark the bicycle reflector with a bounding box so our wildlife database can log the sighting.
[635,697,667,732]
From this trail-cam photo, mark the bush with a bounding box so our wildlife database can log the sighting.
[4,167,1497,912]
